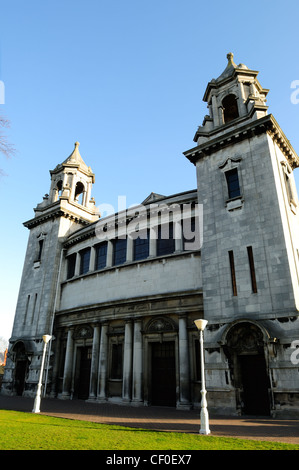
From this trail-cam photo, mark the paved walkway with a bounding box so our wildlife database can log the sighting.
[1,395,299,445]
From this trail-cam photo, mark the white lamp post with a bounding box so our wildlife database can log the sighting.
[32,335,52,413]
[194,319,210,435]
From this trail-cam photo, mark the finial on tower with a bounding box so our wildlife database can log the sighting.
[226,52,235,67]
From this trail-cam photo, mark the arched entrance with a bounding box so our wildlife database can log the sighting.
[13,342,30,396]
[224,321,271,416]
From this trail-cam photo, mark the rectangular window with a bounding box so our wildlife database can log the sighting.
[157,223,175,256]
[37,239,44,261]
[110,343,123,379]
[228,250,237,296]
[226,168,241,199]
[31,293,38,324]
[80,248,91,275]
[285,173,295,203]
[95,242,108,270]
[247,246,257,293]
[23,295,30,325]
[133,231,149,261]
[67,253,76,279]
[113,238,127,266]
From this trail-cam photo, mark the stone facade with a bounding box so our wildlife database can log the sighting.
[184,53,299,417]
[2,54,299,417]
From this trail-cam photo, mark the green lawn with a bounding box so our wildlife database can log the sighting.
[0,410,298,450]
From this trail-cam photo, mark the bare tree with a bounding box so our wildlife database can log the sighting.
[0,116,15,160]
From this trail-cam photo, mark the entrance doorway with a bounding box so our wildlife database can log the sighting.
[239,354,270,415]
[75,347,92,399]
[225,321,271,416]
[151,341,176,406]
[15,360,28,396]
[13,342,29,396]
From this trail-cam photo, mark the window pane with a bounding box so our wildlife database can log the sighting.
[226,169,241,199]
[113,238,127,266]
[80,248,90,275]
[157,223,175,256]
[67,253,76,279]
[95,242,107,270]
[133,231,149,261]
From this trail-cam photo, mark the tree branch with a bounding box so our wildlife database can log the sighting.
[0,116,16,159]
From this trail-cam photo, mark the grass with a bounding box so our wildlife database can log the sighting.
[0,410,298,450]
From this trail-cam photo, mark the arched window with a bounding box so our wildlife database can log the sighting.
[222,94,239,123]
[74,181,85,205]
[52,179,63,202]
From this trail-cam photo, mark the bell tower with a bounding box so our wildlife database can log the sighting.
[193,52,269,142]
[184,54,299,417]
[47,141,98,216]
[2,143,99,397]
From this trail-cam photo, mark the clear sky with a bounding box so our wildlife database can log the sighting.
[1,0,299,341]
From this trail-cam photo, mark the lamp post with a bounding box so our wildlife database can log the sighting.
[194,319,210,435]
[32,335,52,413]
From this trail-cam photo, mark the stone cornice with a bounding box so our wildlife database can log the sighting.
[23,206,90,229]
[184,114,299,169]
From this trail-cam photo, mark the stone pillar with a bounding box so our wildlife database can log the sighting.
[61,327,74,399]
[175,220,183,253]
[126,236,133,262]
[74,252,80,276]
[88,324,100,400]
[178,315,191,409]
[122,320,133,402]
[149,229,157,257]
[212,95,219,127]
[132,319,143,404]
[106,241,113,267]
[97,323,108,401]
[89,246,96,272]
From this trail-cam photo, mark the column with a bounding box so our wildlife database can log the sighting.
[149,228,157,257]
[61,327,74,399]
[126,236,133,262]
[106,240,113,267]
[97,323,108,402]
[74,252,80,276]
[178,315,191,409]
[175,220,183,253]
[88,324,100,400]
[132,319,143,404]
[89,246,96,272]
[211,95,219,127]
[122,320,133,402]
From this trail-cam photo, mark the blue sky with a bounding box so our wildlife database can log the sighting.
[1,0,299,340]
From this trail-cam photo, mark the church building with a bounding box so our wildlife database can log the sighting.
[2,54,299,417]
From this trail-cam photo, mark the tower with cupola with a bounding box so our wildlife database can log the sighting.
[2,142,99,397]
[184,53,299,417]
